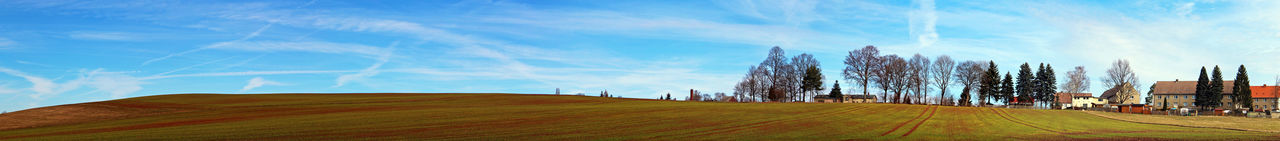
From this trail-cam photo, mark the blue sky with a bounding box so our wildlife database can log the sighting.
[2,0,1280,112]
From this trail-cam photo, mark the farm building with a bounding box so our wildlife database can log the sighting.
[1150,80,1237,109]
[813,95,877,103]
[1100,82,1142,105]
[1055,93,1093,109]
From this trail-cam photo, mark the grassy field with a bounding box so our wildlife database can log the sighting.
[0,93,1276,140]
[1086,111,1280,133]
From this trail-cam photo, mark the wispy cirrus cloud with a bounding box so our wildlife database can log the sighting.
[68,31,143,41]
[0,37,14,49]
[142,24,272,66]
[241,77,285,92]
[334,42,396,87]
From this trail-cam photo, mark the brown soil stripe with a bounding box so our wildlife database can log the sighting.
[900,105,939,137]
[988,108,1061,134]
[880,105,934,136]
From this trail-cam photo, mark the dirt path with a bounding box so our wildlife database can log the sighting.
[988,108,1062,134]
[880,105,935,136]
[899,105,939,137]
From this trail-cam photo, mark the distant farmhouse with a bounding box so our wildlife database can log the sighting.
[1054,93,1097,109]
[1099,82,1142,105]
[1150,80,1237,109]
[814,95,876,103]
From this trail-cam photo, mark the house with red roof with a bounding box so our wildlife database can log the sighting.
[1251,85,1279,111]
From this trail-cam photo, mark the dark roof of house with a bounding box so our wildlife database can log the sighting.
[814,95,833,99]
[1151,80,1234,95]
[813,95,876,99]
[847,95,876,99]
[1100,87,1119,99]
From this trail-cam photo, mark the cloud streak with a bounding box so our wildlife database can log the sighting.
[909,0,939,48]
[141,24,272,66]
[241,77,285,92]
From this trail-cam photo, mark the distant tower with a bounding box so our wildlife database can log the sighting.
[556,88,560,95]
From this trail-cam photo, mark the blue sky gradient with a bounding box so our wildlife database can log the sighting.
[2,0,1280,112]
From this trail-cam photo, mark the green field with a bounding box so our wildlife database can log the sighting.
[0,93,1275,140]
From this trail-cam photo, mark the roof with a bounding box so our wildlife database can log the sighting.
[1151,80,1235,95]
[1055,93,1092,103]
[813,95,833,99]
[1252,86,1279,98]
[1100,87,1119,99]
[813,95,877,99]
[846,95,876,99]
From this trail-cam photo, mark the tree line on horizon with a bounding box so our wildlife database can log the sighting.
[731,45,1145,108]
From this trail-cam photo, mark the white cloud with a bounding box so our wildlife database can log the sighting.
[909,0,939,48]
[152,56,237,76]
[0,67,71,98]
[68,31,142,41]
[334,42,396,87]
[142,70,355,80]
[209,41,391,58]
[241,77,285,92]
[0,67,143,99]
[1175,2,1196,18]
[142,24,272,65]
[84,69,143,98]
[0,37,14,49]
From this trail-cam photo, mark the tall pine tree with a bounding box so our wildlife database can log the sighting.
[1195,67,1209,109]
[1016,63,1034,105]
[1040,64,1057,107]
[959,86,971,106]
[979,61,1000,106]
[1234,65,1251,110]
[830,80,843,103]
[1209,66,1224,109]
[1033,64,1045,107]
[1001,73,1015,105]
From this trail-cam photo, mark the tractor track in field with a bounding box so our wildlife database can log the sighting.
[988,108,1063,134]
[680,105,871,138]
[900,105,939,137]
[880,105,936,136]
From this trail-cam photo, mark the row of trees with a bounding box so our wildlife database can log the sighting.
[732,46,1147,108]
[733,46,826,102]
[978,62,1059,107]
[841,46,945,104]
[839,45,1067,106]
[1193,65,1254,110]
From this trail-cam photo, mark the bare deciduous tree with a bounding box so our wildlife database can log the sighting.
[883,55,909,103]
[762,46,796,102]
[908,54,931,104]
[953,61,986,106]
[793,53,822,102]
[931,55,955,105]
[1061,66,1090,93]
[1102,59,1140,95]
[843,46,881,100]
